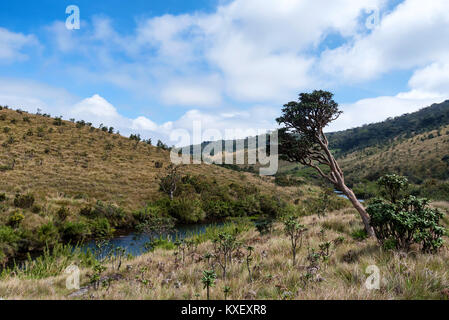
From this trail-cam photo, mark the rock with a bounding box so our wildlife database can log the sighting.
[68,287,89,298]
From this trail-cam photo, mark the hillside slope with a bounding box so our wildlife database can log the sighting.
[0,106,329,265]
[327,100,449,155]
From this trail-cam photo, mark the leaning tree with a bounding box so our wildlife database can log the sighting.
[276,90,375,237]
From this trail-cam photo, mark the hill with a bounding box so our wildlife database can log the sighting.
[275,100,449,200]
[327,100,449,155]
[0,105,331,265]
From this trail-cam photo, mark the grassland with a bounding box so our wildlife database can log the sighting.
[0,106,326,265]
[0,203,448,300]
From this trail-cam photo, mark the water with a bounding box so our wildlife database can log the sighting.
[334,190,365,203]
[81,222,224,258]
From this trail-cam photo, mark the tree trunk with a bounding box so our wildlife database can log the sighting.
[341,185,376,238]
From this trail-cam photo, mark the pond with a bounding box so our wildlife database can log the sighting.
[334,190,365,203]
[81,222,224,258]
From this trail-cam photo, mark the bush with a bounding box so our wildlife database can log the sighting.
[89,218,114,239]
[56,206,70,220]
[367,175,446,253]
[255,219,274,235]
[168,198,206,223]
[92,201,126,227]
[31,204,41,214]
[0,193,6,202]
[8,211,25,228]
[37,223,60,247]
[13,193,35,209]
[61,221,90,242]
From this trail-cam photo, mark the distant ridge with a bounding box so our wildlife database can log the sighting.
[327,100,449,154]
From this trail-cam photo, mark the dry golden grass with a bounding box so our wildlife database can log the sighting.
[0,107,297,218]
[338,125,449,182]
[2,207,448,300]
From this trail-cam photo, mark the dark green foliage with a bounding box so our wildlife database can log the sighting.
[168,198,205,223]
[255,219,274,235]
[13,193,35,209]
[60,221,90,242]
[351,228,368,241]
[201,270,217,300]
[52,117,63,126]
[37,223,60,247]
[0,193,6,202]
[367,175,446,252]
[156,139,169,150]
[89,218,114,239]
[377,174,408,203]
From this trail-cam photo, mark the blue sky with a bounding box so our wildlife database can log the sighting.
[1,0,448,144]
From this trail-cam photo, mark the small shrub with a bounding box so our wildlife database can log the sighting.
[155,161,163,168]
[168,198,205,223]
[31,204,42,214]
[37,223,60,247]
[351,228,368,241]
[89,218,114,239]
[61,221,90,242]
[13,193,35,209]
[0,193,6,202]
[56,206,70,221]
[8,211,25,228]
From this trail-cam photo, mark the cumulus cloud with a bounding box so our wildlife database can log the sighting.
[319,0,449,82]
[329,93,445,132]
[0,27,38,62]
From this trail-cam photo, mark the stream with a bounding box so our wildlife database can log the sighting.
[81,222,224,258]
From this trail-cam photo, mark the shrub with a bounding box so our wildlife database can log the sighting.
[79,206,94,217]
[56,206,70,221]
[0,225,20,244]
[89,218,114,239]
[168,198,206,223]
[0,193,6,202]
[155,161,163,168]
[13,193,35,209]
[255,219,274,235]
[367,175,446,253]
[92,201,126,227]
[8,211,25,228]
[60,221,90,242]
[53,117,63,126]
[31,204,42,214]
[37,222,60,247]
[351,228,368,241]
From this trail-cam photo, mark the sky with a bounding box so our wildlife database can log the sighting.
[1,0,449,145]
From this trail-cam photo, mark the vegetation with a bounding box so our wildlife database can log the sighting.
[367,174,446,253]
[277,90,375,236]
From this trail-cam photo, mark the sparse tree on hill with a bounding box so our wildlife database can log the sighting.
[158,164,182,200]
[277,90,375,237]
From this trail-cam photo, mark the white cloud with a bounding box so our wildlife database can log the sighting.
[329,92,446,132]
[0,27,38,62]
[71,94,121,119]
[320,0,449,82]
[44,0,386,106]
